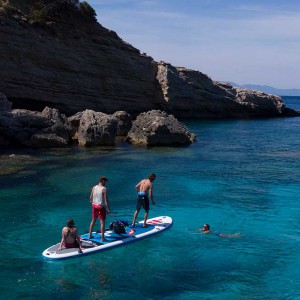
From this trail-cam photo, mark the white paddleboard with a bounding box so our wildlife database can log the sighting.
[42,216,172,260]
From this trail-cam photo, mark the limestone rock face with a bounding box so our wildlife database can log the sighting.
[234,88,284,115]
[76,110,117,146]
[1,89,199,148]
[111,111,132,136]
[68,112,84,128]
[0,1,298,119]
[30,133,68,148]
[11,109,52,129]
[0,96,73,148]
[10,107,72,146]
[0,96,20,147]
[126,110,196,146]
[41,107,74,141]
[156,62,287,118]
[0,92,12,111]
[0,0,163,116]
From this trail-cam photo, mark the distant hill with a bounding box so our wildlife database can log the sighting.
[229,82,300,97]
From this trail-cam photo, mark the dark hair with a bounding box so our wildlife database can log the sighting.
[148,173,156,181]
[99,176,108,182]
[204,224,210,230]
[67,219,75,227]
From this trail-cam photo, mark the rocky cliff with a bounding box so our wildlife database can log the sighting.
[0,0,163,116]
[156,63,287,118]
[0,0,298,119]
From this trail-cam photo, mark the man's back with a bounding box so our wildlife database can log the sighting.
[139,179,152,193]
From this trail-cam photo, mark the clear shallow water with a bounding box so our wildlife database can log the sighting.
[0,97,299,299]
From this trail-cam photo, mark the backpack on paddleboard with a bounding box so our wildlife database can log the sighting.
[109,220,128,234]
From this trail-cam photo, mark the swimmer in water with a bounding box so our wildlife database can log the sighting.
[201,224,211,234]
[199,224,243,238]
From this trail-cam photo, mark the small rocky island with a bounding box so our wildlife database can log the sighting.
[0,0,299,149]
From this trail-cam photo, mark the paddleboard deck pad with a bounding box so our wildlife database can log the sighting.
[42,216,172,260]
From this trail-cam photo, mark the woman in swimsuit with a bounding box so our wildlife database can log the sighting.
[58,219,84,252]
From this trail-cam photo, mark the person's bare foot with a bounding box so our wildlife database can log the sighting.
[142,224,149,228]
[102,238,109,242]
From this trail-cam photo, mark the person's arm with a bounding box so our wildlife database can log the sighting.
[149,184,155,205]
[103,187,110,213]
[135,181,142,192]
[89,186,94,203]
[75,228,84,251]
[58,228,66,251]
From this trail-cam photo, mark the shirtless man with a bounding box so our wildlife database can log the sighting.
[132,173,156,227]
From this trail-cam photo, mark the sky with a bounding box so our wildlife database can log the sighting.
[88,0,300,89]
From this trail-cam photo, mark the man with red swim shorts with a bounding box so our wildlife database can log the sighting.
[89,176,111,242]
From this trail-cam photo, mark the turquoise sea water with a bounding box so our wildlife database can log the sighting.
[0,97,299,300]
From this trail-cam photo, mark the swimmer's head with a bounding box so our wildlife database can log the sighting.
[203,224,210,231]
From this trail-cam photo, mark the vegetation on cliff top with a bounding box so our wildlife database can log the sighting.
[0,0,96,23]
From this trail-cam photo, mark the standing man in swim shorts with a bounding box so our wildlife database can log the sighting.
[132,173,156,228]
[89,176,111,242]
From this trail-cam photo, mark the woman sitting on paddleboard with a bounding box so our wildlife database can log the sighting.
[58,219,84,252]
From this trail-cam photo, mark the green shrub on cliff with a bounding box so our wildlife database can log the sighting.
[1,0,97,23]
[29,8,48,23]
[28,0,78,23]
[1,2,19,17]
[79,1,96,19]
